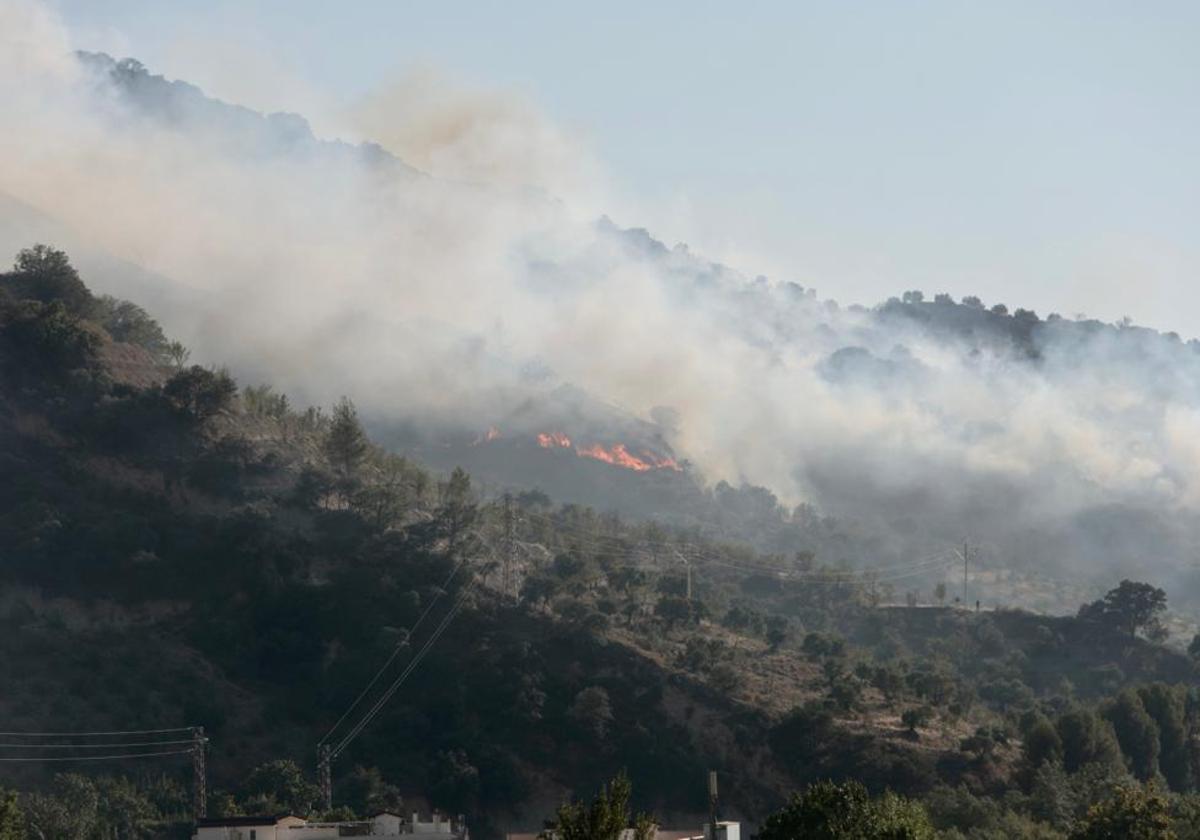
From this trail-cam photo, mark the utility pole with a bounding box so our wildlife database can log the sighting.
[707,770,719,840]
[318,744,332,814]
[962,541,970,609]
[503,493,515,600]
[191,726,207,821]
[686,560,693,602]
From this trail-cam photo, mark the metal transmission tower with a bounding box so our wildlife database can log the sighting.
[707,770,719,840]
[191,726,207,820]
[316,573,479,810]
[318,743,332,813]
[503,493,515,599]
[958,541,971,608]
[666,547,692,601]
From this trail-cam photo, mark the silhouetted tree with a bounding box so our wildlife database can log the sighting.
[1079,581,1168,640]
[93,295,169,357]
[429,749,480,815]
[166,340,191,369]
[568,686,614,741]
[0,299,100,384]
[802,632,846,660]
[1058,708,1123,774]
[6,244,93,315]
[765,615,790,650]
[542,773,654,840]
[242,759,320,817]
[163,365,237,423]
[438,466,477,557]
[902,706,933,737]
[654,595,693,628]
[337,766,404,817]
[1022,714,1064,769]
[324,397,368,476]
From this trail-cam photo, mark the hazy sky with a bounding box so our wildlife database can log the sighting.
[53,0,1200,334]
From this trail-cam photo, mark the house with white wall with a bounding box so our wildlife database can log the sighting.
[194,811,465,840]
[506,820,740,840]
[194,815,307,840]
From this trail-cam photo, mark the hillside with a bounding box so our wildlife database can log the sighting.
[4,248,1200,838]
[10,48,1200,619]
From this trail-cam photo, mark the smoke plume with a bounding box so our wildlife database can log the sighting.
[3,0,1200,602]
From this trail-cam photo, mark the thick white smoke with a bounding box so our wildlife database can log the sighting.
[3,0,1200,597]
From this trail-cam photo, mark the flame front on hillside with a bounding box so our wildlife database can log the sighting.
[537,431,572,449]
[575,442,680,472]
[478,429,683,472]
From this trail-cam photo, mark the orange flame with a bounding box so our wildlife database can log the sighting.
[647,452,682,472]
[471,426,502,446]
[533,431,681,472]
[537,431,572,449]
[576,442,681,472]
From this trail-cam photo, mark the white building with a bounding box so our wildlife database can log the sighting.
[703,822,740,840]
[194,811,465,840]
[507,820,740,840]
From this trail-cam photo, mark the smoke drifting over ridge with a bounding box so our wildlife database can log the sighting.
[4,0,1200,595]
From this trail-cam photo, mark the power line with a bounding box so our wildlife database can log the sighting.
[0,749,194,762]
[0,727,194,736]
[677,546,958,581]
[553,527,959,583]
[322,494,958,763]
[513,508,961,581]
[0,739,198,749]
[331,581,475,759]
[332,590,469,758]
[319,553,470,746]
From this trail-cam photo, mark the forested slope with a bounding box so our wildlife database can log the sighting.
[4,247,1200,839]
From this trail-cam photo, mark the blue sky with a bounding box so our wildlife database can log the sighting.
[53,0,1200,332]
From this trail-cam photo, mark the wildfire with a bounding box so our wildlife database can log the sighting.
[537,431,573,449]
[486,428,682,473]
[576,442,682,472]
[471,426,502,445]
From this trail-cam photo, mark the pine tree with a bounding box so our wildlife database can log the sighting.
[324,397,368,476]
[542,773,654,840]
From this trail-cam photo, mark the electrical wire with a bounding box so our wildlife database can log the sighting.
[319,552,470,746]
[332,589,469,758]
[332,580,476,759]
[694,549,958,582]
[0,739,198,749]
[0,727,195,736]
[324,497,963,762]
[513,508,961,581]
[0,753,193,763]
